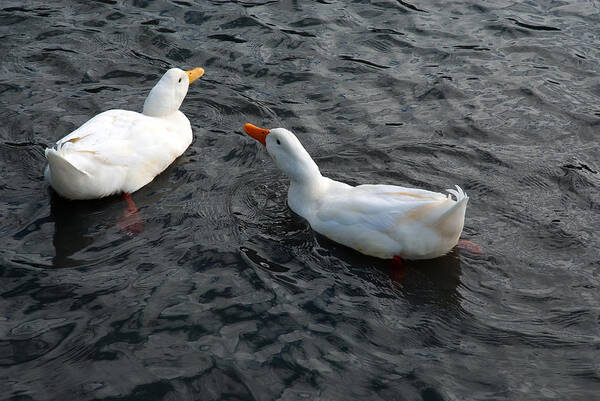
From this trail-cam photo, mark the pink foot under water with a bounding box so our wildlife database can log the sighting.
[457,239,482,254]
[117,193,143,235]
[389,255,408,281]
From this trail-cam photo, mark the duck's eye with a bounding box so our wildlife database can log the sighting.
[276,139,281,145]
[178,78,182,83]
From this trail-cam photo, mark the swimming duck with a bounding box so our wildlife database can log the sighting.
[45,67,204,200]
[243,123,469,260]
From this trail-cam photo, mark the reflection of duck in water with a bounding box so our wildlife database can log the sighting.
[48,164,185,268]
[243,124,470,262]
[48,193,122,268]
[385,254,462,306]
[44,67,205,230]
[240,232,463,309]
[313,231,462,295]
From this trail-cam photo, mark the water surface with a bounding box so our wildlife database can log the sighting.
[1,1,599,400]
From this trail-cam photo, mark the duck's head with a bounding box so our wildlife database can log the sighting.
[244,123,320,183]
[143,67,204,117]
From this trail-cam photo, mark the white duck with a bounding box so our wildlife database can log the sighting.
[243,123,469,260]
[45,67,204,200]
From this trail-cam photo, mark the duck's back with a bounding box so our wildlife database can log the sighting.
[308,182,468,259]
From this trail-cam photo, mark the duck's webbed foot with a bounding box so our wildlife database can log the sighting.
[457,239,482,254]
[118,193,143,235]
[388,255,408,281]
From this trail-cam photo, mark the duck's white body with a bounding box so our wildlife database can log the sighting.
[289,178,468,259]
[45,67,204,200]
[45,110,192,199]
[244,124,468,260]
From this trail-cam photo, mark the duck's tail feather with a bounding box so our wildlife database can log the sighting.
[446,185,467,202]
[45,148,89,178]
[45,148,93,199]
[432,185,468,238]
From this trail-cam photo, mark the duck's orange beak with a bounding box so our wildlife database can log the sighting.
[243,123,270,147]
[185,67,204,84]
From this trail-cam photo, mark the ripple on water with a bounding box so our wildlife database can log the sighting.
[1,0,600,399]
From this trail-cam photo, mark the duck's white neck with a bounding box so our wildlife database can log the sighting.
[284,158,326,217]
[289,155,321,184]
[142,80,185,117]
[264,128,328,217]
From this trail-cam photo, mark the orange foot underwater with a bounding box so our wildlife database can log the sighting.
[117,193,143,235]
[389,255,409,281]
[457,239,482,254]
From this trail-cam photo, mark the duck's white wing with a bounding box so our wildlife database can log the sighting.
[55,110,180,177]
[57,110,165,161]
[315,184,450,229]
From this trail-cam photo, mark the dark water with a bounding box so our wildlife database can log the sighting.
[1,0,599,400]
